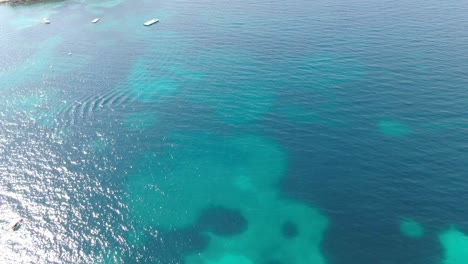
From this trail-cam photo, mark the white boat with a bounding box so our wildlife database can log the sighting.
[41,18,50,24]
[91,18,100,23]
[5,218,23,231]
[144,18,159,26]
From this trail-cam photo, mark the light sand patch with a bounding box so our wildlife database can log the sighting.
[125,57,181,102]
[378,120,411,137]
[399,219,424,238]
[439,226,468,264]
[125,132,328,264]
[185,195,328,264]
[125,134,286,230]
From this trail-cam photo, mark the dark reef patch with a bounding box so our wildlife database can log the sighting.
[281,220,298,238]
[197,206,248,236]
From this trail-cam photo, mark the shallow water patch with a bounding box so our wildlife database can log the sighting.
[1,3,62,29]
[0,36,63,90]
[0,36,91,97]
[125,58,181,102]
[378,119,411,137]
[439,226,468,264]
[125,133,287,230]
[185,196,328,264]
[399,219,424,238]
[10,88,69,128]
[123,111,158,131]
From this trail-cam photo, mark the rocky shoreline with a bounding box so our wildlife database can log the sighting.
[0,0,29,3]
[0,0,62,4]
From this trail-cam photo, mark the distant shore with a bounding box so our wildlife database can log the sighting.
[0,0,28,3]
[0,0,62,4]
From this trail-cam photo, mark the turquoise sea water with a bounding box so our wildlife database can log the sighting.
[1,0,468,263]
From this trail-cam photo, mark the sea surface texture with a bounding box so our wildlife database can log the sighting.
[1,0,468,263]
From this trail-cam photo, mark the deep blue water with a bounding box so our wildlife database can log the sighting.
[1,0,468,263]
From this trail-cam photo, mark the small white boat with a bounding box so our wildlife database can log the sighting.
[144,18,159,26]
[91,18,100,23]
[5,218,23,232]
[41,18,50,24]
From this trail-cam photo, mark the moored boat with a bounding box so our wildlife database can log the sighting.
[144,18,159,26]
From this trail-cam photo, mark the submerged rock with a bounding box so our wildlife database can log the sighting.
[281,220,299,239]
[197,206,248,237]
[185,197,328,264]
